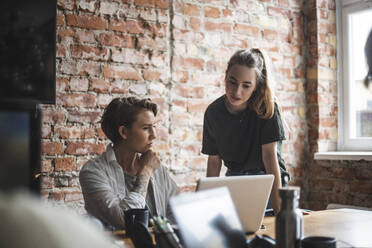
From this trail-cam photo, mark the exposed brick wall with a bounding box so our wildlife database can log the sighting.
[304,0,372,210]
[39,0,371,211]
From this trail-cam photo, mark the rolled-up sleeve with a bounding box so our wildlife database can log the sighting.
[79,162,145,229]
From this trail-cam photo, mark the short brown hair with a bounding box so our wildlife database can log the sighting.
[101,97,157,145]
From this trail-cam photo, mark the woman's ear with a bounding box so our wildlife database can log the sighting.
[118,126,127,140]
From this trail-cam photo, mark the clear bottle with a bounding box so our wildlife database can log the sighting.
[275,186,303,248]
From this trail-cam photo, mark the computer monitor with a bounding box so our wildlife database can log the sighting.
[170,187,246,248]
[0,0,56,104]
[0,101,41,193]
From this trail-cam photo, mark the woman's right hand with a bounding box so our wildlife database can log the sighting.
[138,150,161,175]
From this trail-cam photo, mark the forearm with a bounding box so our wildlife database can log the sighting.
[132,169,152,198]
[206,155,222,177]
[262,142,282,214]
[266,166,282,214]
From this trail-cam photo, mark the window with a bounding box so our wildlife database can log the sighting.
[338,0,372,151]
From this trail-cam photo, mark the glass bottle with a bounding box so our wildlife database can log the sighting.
[275,186,303,248]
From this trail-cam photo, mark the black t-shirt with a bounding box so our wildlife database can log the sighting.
[202,95,288,177]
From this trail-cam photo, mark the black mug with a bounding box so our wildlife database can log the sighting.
[124,208,149,237]
[301,236,337,248]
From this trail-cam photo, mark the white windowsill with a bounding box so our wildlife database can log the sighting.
[314,151,372,161]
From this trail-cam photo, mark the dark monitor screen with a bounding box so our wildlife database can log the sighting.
[0,0,56,104]
[0,102,41,193]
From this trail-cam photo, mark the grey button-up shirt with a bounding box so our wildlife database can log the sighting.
[79,144,178,230]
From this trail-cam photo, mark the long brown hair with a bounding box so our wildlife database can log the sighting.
[225,48,274,119]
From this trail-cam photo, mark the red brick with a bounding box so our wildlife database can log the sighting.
[171,113,190,126]
[319,23,336,34]
[234,24,259,36]
[112,80,129,94]
[40,176,54,189]
[263,29,278,40]
[98,33,135,48]
[76,158,90,171]
[90,79,110,93]
[59,60,101,77]
[70,45,109,61]
[68,110,102,123]
[69,77,89,92]
[65,142,106,155]
[42,125,52,138]
[75,30,96,43]
[66,14,106,30]
[204,6,220,18]
[313,179,334,191]
[57,29,75,43]
[267,6,289,18]
[42,109,66,124]
[174,85,205,98]
[187,101,208,113]
[49,191,65,201]
[137,36,167,50]
[175,2,200,16]
[56,44,66,58]
[189,17,201,30]
[41,159,52,173]
[350,181,372,194]
[223,35,249,48]
[330,167,355,180]
[173,29,204,42]
[54,157,75,172]
[294,68,305,78]
[103,65,142,80]
[42,141,63,155]
[57,13,65,26]
[222,9,233,18]
[319,117,336,128]
[56,77,68,93]
[111,49,149,64]
[188,157,207,170]
[278,0,289,7]
[64,191,84,202]
[78,0,97,12]
[149,23,167,37]
[134,0,169,9]
[205,21,232,32]
[55,125,95,139]
[57,93,96,108]
[143,70,162,81]
[172,70,188,83]
[206,60,225,72]
[172,57,204,71]
[280,68,291,78]
[328,1,336,10]
[58,0,75,10]
[355,168,372,180]
[109,20,145,34]
[96,127,107,139]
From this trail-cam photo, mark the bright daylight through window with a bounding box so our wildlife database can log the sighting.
[339,0,372,150]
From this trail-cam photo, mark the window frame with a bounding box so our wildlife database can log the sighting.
[337,0,372,151]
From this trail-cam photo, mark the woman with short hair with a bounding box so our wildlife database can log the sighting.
[79,97,178,230]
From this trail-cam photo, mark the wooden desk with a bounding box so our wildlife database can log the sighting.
[256,209,372,247]
[118,209,372,247]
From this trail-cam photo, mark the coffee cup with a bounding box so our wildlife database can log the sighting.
[301,236,337,248]
[124,208,149,237]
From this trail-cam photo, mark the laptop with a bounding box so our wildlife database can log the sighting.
[196,174,274,233]
[170,187,247,248]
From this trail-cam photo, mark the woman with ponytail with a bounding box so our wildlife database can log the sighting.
[202,48,289,214]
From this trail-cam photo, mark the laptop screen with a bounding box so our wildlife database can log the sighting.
[170,187,246,248]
